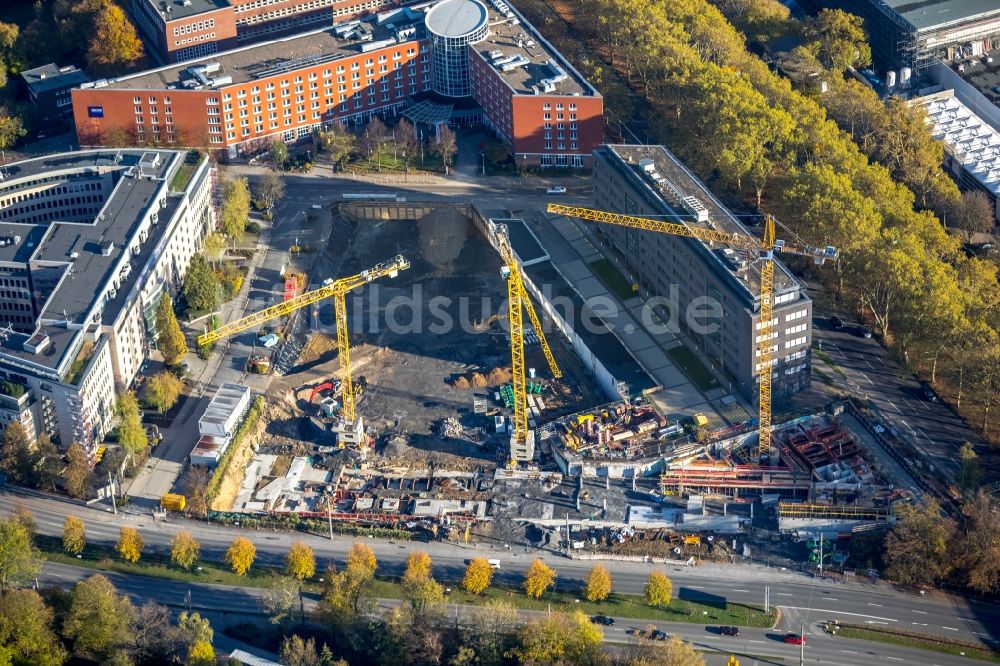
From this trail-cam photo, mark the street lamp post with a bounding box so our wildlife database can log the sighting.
[480,151,486,176]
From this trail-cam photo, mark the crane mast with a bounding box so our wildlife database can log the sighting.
[197,254,410,431]
[495,224,562,464]
[547,204,835,457]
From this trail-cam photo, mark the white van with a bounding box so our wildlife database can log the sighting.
[488,559,501,570]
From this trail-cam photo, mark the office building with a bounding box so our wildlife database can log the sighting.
[0,150,216,459]
[592,145,813,402]
[18,64,89,128]
[73,0,602,167]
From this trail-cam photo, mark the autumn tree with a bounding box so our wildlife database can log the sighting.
[63,516,86,556]
[0,111,25,151]
[953,491,1000,595]
[85,3,144,74]
[188,640,215,666]
[803,9,871,72]
[171,531,201,570]
[645,571,673,607]
[219,176,251,242]
[144,371,184,414]
[178,610,214,647]
[0,421,39,486]
[403,551,433,585]
[182,465,211,517]
[286,541,316,580]
[115,391,147,455]
[463,558,494,596]
[0,588,68,666]
[316,122,356,169]
[116,526,144,563]
[64,442,94,499]
[514,611,604,665]
[227,536,256,575]
[0,517,41,589]
[950,190,995,241]
[401,551,443,612]
[271,139,289,170]
[252,171,286,211]
[183,254,221,313]
[321,542,379,621]
[203,232,227,266]
[155,294,188,365]
[280,635,337,666]
[63,574,135,662]
[347,542,377,578]
[585,564,613,602]
[627,635,705,666]
[523,558,556,599]
[884,499,955,587]
[435,125,458,174]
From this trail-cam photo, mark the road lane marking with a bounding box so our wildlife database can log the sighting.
[867,603,883,607]
[825,598,838,601]
[942,627,959,631]
[841,651,858,655]
[777,593,793,597]
[779,607,897,622]
[912,623,928,626]
[732,589,750,593]
[887,400,903,414]
[747,640,764,644]
[688,585,704,589]
[886,657,903,661]
[913,610,927,614]
[867,621,889,625]
[859,372,874,385]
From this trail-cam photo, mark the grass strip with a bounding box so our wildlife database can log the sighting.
[666,345,721,392]
[588,258,637,301]
[37,534,773,627]
[812,347,847,379]
[835,624,1000,663]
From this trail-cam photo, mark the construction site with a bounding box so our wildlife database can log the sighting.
[188,198,920,571]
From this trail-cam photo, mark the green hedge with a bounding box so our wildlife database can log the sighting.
[205,395,265,503]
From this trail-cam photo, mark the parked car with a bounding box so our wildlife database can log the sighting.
[546,185,567,194]
[829,315,844,331]
[783,633,806,645]
[855,324,873,338]
[718,626,740,636]
[591,615,615,626]
[919,381,939,402]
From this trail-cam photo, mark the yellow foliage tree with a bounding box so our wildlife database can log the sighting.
[645,570,673,608]
[346,542,377,579]
[62,516,85,556]
[462,558,494,596]
[285,541,316,581]
[584,564,613,602]
[115,527,143,563]
[85,4,143,74]
[171,531,200,570]
[187,640,215,666]
[523,559,556,599]
[402,551,433,585]
[226,536,256,576]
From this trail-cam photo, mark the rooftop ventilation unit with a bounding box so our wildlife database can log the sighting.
[22,332,50,355]
[537,58,568,93]
[681,196,709,222]
[500,54,529,72]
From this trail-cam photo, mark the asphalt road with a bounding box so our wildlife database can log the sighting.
[35,559,983,666]
[809,307,981,486]
[4,489,998,652]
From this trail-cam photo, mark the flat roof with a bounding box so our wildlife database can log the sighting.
[914,90,1000,196]
[95,19,423,91]
[885,0,1000,31]
[0,149,186,374]
[141,0,231,21]
[471,0,592,96]
[601,145,800,302]
[425,0,488,38]
[20,63,88,95]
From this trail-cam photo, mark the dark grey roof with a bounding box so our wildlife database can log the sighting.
[885,0,1000,31]
[20,63,88,95]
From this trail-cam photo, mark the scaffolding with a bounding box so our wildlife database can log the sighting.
[660,464,811,497]
[778,502,890,522]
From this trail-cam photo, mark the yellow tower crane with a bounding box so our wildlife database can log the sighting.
[494,224,562,465]
[197,255,410,429]
[546,204,837,455]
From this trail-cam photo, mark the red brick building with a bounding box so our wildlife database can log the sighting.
[76,0,602,167]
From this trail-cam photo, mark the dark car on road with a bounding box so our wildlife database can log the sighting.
[718,626,740,636]
[783,633,806,645]
[591,615,614,626]
[829,315,844,331]
[919,381,939,403]
[855,324,872,338]
[650,630,668,641]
